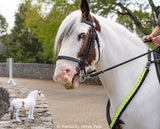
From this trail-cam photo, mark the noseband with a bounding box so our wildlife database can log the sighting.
[57,16,101,81]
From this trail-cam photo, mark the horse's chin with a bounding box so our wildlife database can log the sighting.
[57,74,80,89]
[66,74,80,89]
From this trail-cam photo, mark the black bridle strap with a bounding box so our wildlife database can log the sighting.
[82,19,94,27]
[81,28,93,62]
[89,47,160,77]
[82,18,101,64]
[84,28,96,62]
[95,33,101,63]
[57,56,80,64]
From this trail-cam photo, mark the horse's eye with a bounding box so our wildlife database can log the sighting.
[78,33,86,41]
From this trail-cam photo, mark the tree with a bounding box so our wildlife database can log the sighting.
[0,14,8,62]
[24,0,76,63]
[0,14,8,36]
[90,0,159,37]
[6,0,157,63]
[4,2,43,63]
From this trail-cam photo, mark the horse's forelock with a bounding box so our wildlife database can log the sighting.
[55,19,76,52]
[54,11,82,55]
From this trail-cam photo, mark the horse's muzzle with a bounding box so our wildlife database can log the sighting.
[54,67,80,89]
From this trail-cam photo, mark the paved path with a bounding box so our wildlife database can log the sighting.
[0,77,109,129]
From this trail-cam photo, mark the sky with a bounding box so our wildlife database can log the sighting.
[0,0,22,31]
[0,0,160,32]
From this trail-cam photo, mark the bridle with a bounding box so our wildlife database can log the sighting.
[57,16,101,81]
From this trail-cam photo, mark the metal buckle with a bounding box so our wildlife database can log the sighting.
[79,70,87,82]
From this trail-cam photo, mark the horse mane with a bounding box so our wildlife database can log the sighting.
[27,90,37,98]
[54,11,81,55]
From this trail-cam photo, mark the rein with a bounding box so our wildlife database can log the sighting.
[88,46,160,77]
[86,39,160,78]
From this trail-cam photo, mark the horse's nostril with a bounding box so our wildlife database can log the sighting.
[66,69,71,73]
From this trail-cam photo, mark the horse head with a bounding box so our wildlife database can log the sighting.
[54,0,101,89]
[27,90,44,99]
[37,90,44,98]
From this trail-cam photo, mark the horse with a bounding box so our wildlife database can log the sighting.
[53,0,160,128]
[11,90,44,122]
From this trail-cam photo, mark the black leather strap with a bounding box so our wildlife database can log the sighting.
[106,99,112,125]
[153,51,160,84]
[82,19,94,27]
[57,56,80,64]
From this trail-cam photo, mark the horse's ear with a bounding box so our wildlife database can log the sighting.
[80,0,90,19]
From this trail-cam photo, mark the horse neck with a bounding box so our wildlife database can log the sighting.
[27,91,37,100]
[95,17,148,112]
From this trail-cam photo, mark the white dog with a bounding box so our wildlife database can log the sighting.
[11,90,44,122]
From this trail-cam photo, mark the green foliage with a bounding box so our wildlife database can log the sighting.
[24,0,81,63]
[1,0,159,63]
[4,3,43,63]
[0,14,8,36]
[90,0,158,36]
